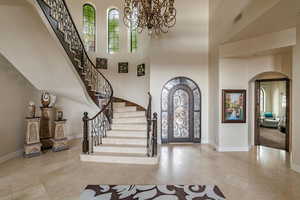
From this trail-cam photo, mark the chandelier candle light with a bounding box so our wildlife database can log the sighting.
[123,0,177,35]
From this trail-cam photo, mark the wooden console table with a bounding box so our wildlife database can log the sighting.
[39,107,55,150]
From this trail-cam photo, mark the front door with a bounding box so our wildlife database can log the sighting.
[168,86,194,142]
[161,77,201,143]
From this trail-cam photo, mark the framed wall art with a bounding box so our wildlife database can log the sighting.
[96,58,108,69]
[137,64,145,76]
[118,62,129,73]
[222,89,246,123]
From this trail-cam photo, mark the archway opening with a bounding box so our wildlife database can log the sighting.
[248,71,291,152]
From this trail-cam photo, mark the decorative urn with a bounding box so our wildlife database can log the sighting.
[41,91,51,108]
[27,101,36,118]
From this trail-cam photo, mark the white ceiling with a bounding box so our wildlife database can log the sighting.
[213,0,296,44]
[227,0,297,43]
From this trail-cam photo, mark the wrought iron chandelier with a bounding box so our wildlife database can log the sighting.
[123,0,177,35]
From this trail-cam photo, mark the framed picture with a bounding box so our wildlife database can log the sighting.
[222,90,246,123]
[137,64,145,77]
[118,62,129,73]
[96,58,108,69]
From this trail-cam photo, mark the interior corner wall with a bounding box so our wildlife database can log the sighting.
[208,0,221,147]
[218,55,291,150]
[149,0,209,144]
[65,0,150,107]
[0,54,40,159]
[291,14,300,172]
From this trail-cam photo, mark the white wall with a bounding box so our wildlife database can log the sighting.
[219,28,296,58]
[55,96,98,139]
[65,0,150,107]
[149,0,209,143]
[209,0,221,147]
[0,0,93,104]
[0,54,40,160]
[0,0,106,159]
[218,54,292,151]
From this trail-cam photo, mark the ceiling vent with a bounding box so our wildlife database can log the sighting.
[234,12,243,24]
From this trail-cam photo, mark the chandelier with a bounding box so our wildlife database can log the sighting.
[123,0,177,35]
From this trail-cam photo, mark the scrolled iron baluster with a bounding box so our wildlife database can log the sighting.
[152,113,158,157]
[38,0,113,155]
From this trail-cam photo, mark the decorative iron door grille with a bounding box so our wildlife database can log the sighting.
[161,77,201,143]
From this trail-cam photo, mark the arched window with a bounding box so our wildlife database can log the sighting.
[108,8,120,54]
[83,4,96,52]
[129,9,138,53]
[130,27,138,53]
[260,88,266,113]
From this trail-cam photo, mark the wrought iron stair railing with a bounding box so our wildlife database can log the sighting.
[146,93,158,157]
[36,0,113,154]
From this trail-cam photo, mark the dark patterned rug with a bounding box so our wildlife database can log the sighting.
[80,185,226,200]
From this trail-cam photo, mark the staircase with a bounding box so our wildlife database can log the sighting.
[34,0,159,165]
[80,102,159,165]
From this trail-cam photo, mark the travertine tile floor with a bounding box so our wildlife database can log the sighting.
[0,139,300,200]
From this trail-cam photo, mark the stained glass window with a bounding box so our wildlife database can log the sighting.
[108,8,120,54]
[130,28,138,53]
[83,4,96,52]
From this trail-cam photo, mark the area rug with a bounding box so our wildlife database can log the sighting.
[80,185,226,200]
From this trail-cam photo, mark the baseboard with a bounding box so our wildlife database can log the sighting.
[217,146,250,152]
[0,149,23,164]
[291,162,300,173]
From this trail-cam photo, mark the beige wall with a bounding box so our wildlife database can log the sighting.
[149,0,209,143]
[0,54,40,159]
[291,14,300,172]
[65,0,150,107]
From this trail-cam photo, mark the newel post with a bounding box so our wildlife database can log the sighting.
[82,112,89,154]
[152,112,158,157]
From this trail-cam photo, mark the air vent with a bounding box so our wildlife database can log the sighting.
[234,12,243,24]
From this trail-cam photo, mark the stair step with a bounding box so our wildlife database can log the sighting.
[114,106,137,113]
[102,137,147,146]
[112,117,147,124]
[107,130,147,138]
[114,111,145,118]
[94,145,147,154]
[111,123,147,131]
[113,102,126,108]
[80,153,159,165]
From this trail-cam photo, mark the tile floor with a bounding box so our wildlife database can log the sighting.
[0,139,300,200]
[260,127,286,150]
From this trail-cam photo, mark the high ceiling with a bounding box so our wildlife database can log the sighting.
[213,0,297,44]
[227,0,297,43]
